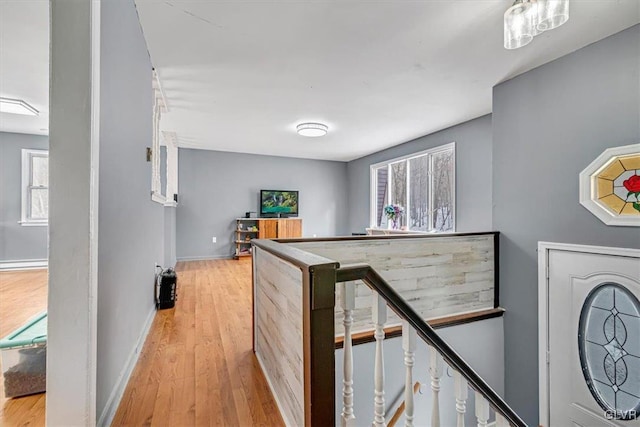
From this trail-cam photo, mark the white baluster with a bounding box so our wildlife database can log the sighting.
[474,392,490,427]
[453,370,468,427]
[340,282,356,427]
[372,293,387,427]
[428,346,443,427]
[495,413,509,427]
[402,321,416,427]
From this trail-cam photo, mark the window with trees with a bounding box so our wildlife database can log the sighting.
[370,143,455,232]
[21,149,49,225]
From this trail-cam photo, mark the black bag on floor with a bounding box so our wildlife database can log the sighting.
[155,268,177,309]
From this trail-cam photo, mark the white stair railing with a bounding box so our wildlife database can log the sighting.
[429,346,443,427]
[401,321,416,427]
[372,293,387,427]
[475,392,490,427]
[339,282,356,427]
[335,264,527,427]
[454,370,469,427]
[496,413,510,427]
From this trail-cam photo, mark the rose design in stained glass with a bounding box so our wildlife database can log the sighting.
[578,283,640,420]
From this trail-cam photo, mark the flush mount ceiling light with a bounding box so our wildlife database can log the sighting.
[504,0,569,50]
[296,122,328,137]
[0,97,39,116]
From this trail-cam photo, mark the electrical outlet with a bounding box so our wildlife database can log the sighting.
[212,237,217,243]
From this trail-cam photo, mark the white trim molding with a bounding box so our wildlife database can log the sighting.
[0,259,48,271]
[369,142,456,232]
[579,143,640,226]
[151,70,167,205]
[21,148,49,226]
[162,130,179,205]
[537,241,640,427]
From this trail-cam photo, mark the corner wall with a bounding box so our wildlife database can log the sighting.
[177,148,348,260]
[0,131,49,264]
[346,115,493,234]
[492,24,640,425]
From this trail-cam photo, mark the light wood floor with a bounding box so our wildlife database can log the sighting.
[111,259,284,426]
[0,269,48,427]
[0,260,284,426]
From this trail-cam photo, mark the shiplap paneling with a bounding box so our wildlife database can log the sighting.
[254,248,304,427]
[289,235,495,335]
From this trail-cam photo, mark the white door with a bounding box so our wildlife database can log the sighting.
[540,243,640,427]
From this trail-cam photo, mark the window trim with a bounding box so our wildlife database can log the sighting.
[151,71,178,207]
[369,142,455,232]
[20,149,49,226]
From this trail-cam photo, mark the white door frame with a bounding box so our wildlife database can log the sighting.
[538,241,640,427]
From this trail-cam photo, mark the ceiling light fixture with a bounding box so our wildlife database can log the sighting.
[504,0,569,50]
[0,97,39,116]
[296,122,328,137]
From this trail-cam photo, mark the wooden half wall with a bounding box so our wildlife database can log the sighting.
[252,242,338,427]
[287,233,498,335]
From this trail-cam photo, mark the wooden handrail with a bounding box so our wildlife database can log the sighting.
[336,263,527,427]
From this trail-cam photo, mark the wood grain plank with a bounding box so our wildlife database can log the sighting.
[290,235,496,335]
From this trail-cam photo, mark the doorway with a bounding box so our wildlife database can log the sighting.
[539,242,640,427]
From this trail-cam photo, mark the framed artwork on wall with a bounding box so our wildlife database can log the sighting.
[579,143,640,226]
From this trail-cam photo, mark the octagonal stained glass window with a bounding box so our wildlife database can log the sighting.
[580,144,640,227]
[578,283,640,420]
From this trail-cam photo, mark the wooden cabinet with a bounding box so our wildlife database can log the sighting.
[257,218,302,239]
[234,218,302,259]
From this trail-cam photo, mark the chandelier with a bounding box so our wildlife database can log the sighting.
[504,0,569,50]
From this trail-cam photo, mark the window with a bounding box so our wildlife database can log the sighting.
[151,70,178,206]
[370,143,455,232]
[21,149,49,225]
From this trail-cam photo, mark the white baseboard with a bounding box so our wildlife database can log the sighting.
[176,255,233,261]
[255,352,295,427]
[97,307,156,427]
[0,259,48,271]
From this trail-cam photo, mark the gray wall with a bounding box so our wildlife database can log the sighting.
[177,148,349,260]
[493,25,640,425]
[346,115,493,234]
[337,317,505,426]
[0,131,49,263]
[96,0,164,422]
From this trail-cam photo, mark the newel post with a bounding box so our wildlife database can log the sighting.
[303,263,337,426]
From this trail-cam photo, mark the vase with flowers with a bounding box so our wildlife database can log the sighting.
[384,204,404,230]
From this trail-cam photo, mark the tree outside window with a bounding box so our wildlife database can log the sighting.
[371,143,454,232]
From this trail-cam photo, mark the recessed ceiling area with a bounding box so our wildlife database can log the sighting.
[136,0,639,161]
[0,1,49,136]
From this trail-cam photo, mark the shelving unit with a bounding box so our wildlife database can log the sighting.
[234,218,259,259]
[234,217,303,260]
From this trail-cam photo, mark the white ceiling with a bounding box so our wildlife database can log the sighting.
[136,0,639,161]
[0,1,637,160]
[0,1,49,136]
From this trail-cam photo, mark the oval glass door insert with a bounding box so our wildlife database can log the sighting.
[578,282,640,420]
